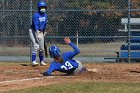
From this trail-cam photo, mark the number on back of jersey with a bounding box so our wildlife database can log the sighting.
[61,61,73,70]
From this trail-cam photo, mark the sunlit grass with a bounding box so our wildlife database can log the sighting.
[3,82,140,93]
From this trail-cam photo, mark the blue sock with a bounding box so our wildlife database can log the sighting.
[32,51,37,62]
[39,50,44,62]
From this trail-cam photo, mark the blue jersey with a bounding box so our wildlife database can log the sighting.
[31,12,48,32]
[47,42,80,75]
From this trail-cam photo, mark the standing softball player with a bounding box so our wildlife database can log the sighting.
[29,0,48,66]
[42,37,87,76]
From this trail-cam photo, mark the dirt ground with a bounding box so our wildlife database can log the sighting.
[1,63,140,92]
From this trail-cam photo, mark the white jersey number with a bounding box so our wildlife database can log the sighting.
[61,61,73,70]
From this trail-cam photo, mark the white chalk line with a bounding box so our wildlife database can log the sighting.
[0,77,41,84]
[0,76,54,84]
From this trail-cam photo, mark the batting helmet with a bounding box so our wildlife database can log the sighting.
[49,45,61,58]
[38,1,47,8]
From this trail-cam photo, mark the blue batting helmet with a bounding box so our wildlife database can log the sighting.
[49,45,61,58]
[38,1,47,8]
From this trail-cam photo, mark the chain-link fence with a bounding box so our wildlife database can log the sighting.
[0,0,140,62]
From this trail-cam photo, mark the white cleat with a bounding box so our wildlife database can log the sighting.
[32,61,39,66]
[40,61,47,66]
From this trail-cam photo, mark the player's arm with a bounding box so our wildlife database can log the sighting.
[43,62,56,76]
[33,14,39,32]
[43,14,49,36]
[44,14,48,31]
[69,42,80,54]
[64,37,80,57]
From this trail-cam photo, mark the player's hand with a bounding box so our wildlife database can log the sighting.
[36,31,43,41]
[42,72,51,76]
[64,37,71,44]
[44,31,47,36]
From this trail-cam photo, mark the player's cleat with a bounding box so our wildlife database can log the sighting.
[87,68,98,73]
[40,61,47,66]
[32,61,39,66]
[80,67,87,73]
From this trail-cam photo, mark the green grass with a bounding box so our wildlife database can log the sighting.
[3,82,140,93]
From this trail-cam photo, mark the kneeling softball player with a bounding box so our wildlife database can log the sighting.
[43,37,87,76]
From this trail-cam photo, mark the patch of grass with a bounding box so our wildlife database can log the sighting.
[3,82,140,93]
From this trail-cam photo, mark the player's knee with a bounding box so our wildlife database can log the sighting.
[39,47,44,51]
[39,49,44,53]
[39,49,43,52]
[33,44,39,51]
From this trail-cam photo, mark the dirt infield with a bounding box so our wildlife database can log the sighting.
[1,63,140,92]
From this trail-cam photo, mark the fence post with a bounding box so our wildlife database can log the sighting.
[76,30,79,47]
[30,0,33,62]
[127,0,131,63]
